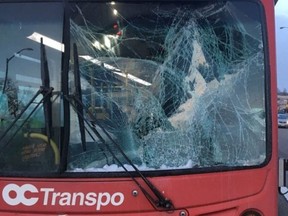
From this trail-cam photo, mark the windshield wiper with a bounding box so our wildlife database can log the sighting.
[40,38,53,150]
[66,44,174,211]
[68,95,174,210]
[73,43,86,152]
[0,41,54,149]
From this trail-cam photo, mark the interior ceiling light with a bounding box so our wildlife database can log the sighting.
[27,32,64,52]
[80,55,152,86]
[113,71,152,86]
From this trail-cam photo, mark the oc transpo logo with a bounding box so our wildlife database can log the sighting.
[2,183,125,210]
[2,184,38,206]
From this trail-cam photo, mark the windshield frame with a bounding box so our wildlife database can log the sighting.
[0,0,272,178]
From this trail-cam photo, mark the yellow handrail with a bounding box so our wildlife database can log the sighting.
[23,133,60,165]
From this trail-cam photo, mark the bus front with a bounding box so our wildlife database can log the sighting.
[0,0,277,215]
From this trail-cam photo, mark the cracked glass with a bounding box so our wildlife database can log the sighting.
[67,1,267,171]
[0,1,267,174]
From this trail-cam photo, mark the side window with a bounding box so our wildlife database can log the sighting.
[0,3,63,173]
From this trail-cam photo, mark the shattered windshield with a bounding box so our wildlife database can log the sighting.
[0,1,267,174]
[67,1,267,172]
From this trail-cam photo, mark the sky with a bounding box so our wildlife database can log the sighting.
[275,0,288,91]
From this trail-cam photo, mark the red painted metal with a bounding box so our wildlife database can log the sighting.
[0,0,278,215]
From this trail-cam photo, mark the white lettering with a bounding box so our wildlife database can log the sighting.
[85,192,97,206]
[72,192,85,205]
[59,192,71,206]
[96,192,110,210]
[40,188,54,205]
[111,192,124,206]
[51,192,61,205]
[2,184,124,210]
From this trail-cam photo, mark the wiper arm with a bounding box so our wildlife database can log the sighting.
[95,114,174,210]
[68,95,173,210]
[67,44,173,211]
[73,43,86,151]
[40,38,53,151]
[0,41,55,150]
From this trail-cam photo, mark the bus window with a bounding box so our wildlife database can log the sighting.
[67,1,266,171]
[0,3,63,172]
[0,1,277,215]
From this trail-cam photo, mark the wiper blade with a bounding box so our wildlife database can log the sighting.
[95,115,174,210]
[0,40,54,148]
[40,38,53,150]
[67,45,173,210]
[0,41,55,148]
[73,43,86,151]
[68,95,173,210]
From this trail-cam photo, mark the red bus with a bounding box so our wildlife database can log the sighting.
[0,0,279,215]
